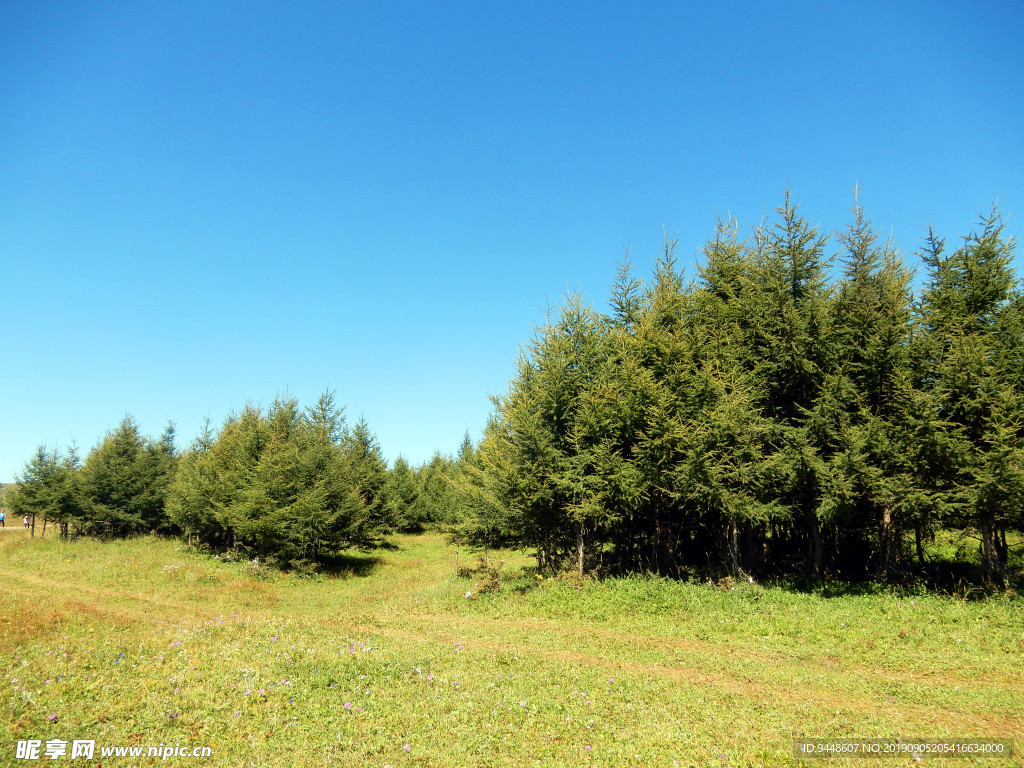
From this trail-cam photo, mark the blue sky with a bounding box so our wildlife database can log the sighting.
[2,0,1022,481]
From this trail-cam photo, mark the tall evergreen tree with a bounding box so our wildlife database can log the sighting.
[6,445,87,537]
[825,196,916,576]
[79,415,175,536]
[911,208,1022,585]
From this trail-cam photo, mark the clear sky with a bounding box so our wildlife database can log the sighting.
[2,0,1022,481]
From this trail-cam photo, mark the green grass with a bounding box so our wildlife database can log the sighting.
[0,530,1021,767]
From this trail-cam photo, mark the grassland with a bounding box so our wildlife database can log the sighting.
[0,529,1021,767]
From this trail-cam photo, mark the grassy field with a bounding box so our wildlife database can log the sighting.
[0,529,1021,767]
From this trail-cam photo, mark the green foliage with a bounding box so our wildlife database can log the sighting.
[166,392,393,567]
[908,208,1024,585]
[8,417,177,539]
[478,194,1023,587]
[385,456,422,531]
[5,445,86,536]
[78,415,177,537]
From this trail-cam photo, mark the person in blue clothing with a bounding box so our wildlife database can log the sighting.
[0,508,5,527]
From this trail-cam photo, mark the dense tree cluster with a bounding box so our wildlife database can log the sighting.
[6,394,406,569]
[5,416,176,539]
[6,195,1021,587]
[167,393,396,566]
[466,196,1023,585]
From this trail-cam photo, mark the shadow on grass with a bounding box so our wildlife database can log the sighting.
[318,552,385,579]
[766,559,1020,600]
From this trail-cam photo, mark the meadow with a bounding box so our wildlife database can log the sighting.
[0,530,1021,767]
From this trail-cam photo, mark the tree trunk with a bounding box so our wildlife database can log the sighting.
[980,515,1005,588]
[995,525,1008,567]
[879,504,894,578]
[577,519,585,577]
[806,515,823,581]
[728,521,741,576]
[914,525,926,566]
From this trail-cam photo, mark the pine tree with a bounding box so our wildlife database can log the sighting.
[912,208,1022,585]
[6,445,87,537]
[385,456,423,531]
[823,195,915,577]
[80,415,174,536]
[345,416,394,546]
[609,249,644,332]
[480,291,609,572]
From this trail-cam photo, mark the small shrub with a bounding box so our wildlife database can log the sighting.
[464,555,504,593]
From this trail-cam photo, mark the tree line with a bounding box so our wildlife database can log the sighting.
[3,393,466,569]
[459,195,1023,586]
[6,194,1022,586]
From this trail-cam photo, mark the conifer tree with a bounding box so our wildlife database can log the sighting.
[825,195,915,576]
[385,456,422,531]
[79,415,175,536]
[346,416,394,544]
[479,291,609,572]
[166,393,391,567]
[912,208,1022,585]
[6,445,87,537]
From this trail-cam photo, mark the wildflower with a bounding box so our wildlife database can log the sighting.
[232,711,240,718]
[244,690,252,696]
[258,688,266,695]
[48,713,57,722]
[585,745,592,751]
[466,591,472,598]
[344,702,352,710]
[519,700,526,707]
[271,637,278,642]
[403,744,411,752]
